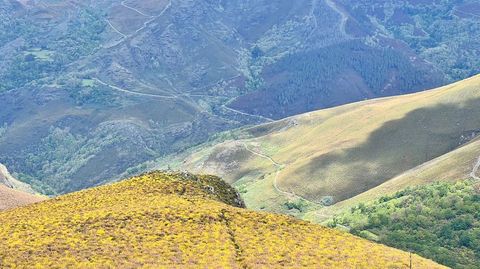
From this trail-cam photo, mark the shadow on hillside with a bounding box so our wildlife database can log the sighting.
[301,95,480,203]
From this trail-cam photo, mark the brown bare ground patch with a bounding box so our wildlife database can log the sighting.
[0,185,45,211]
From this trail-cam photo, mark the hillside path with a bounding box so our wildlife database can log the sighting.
[223,99,274,123]
[94,77,275,123]
[121,1,154,17]
[470,156,480,180]
[104,0,172,49]
[93,78,178,99]
[308,0,319,38]
[325,0,348,35]
[105,19,127,38]
[242,143,321,205]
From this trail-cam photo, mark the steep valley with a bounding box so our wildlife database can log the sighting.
[1,0,479,194]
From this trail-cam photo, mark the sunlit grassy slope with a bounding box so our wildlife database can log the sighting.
[166,74,480,217]
[310,137,480,222]
[0,171,445,268]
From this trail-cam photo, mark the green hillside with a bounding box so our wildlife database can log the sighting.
[148,74,480,220]
[0,171,445,268]
[328,181,480,269]
[2,0,479,195]
[313,136,480,221]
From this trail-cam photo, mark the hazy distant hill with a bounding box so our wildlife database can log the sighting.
[0,171,445,268]
[0,0,478,194]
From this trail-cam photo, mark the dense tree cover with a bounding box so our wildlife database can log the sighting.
[0,55,61,92]
[53,9,106,62]
[339,0,480,81]
[263,41,435,107]
[0,8,39,47]
[331,181,480,269]
[0,9,105,93]
[62,78,118,106]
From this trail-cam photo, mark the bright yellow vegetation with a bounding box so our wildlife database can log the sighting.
[0,171,445,268]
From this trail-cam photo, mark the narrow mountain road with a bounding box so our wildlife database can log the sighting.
[242,143,290,197]
[105,19,127,38]
[134,0,172,35]
[223,101,274,123]
[453,8,480,19]
[242,143,321,205]
[470,156,480,180]
[104,0,172,49]
[93,78,178,99]
[94,76,273,123]
[325,0,348,36]
[308,0,319,38]
[121,1,153,17]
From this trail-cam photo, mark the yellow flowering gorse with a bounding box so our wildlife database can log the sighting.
[0,171,445,268]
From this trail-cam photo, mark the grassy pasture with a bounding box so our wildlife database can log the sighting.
[175,74,480,218]
[24,48,53,61]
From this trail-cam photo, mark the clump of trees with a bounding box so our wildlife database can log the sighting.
[0,9,106,93]
[332,181,480,268]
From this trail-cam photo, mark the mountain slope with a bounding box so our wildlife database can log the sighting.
[313,136,480,221]
[329,181,480,269]
[0,185,44,211]
[0,163,45,211]
[2,0,479,194]
[156,74,480,217]
[0,171,445,268]
[0,163,35,193]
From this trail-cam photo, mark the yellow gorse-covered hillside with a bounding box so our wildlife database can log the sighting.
[0,171,446,268]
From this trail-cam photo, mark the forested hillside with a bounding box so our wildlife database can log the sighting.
[0,0,478,194]
[231,41,440,119]
[329,181,480,269]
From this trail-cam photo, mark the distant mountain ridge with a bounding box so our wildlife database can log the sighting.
[1,0,478,194]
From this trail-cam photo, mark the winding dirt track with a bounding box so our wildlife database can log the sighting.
[242,143,321,205]
[93,78,178,99]
[325,0,348,35]
[223,98,274,122]
[94,77,273,122]
[104,0,172,49]
[121,0,153,17]
[105,18,127,38]
[470,156,480,180]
